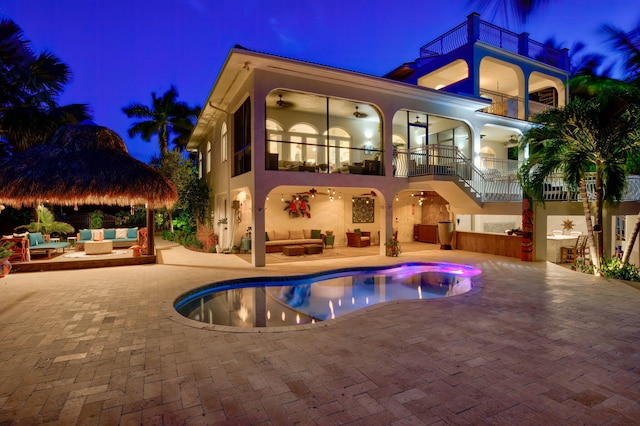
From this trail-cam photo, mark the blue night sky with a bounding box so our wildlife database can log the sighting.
[1,0,637,162]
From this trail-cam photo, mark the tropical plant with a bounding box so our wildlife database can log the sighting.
[0,241,14,260]
[385,238,402,257]
[468,0,549,25]
[0,19,91,156]
[519,84,640,274]
[19,206,74,235]
[603,21,640,83]
[150,151,209,233]
[90,210,104,229]
[122,86,200,157]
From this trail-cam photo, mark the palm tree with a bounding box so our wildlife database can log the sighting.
[603,21,640,82]
[468,0,549,24]
[519,85,640,274]
[122,86,200,157]
[601,20,640,264]
[0,19,91,155]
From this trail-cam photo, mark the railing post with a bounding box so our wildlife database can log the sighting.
[467,12,480,43]
[518,32,529,57]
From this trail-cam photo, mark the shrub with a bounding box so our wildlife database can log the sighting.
[576,257,640,282]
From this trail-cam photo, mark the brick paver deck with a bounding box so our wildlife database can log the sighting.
[1,240,639,424]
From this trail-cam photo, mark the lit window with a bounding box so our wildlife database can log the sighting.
[206,141,211,173]
[221,122,228,163]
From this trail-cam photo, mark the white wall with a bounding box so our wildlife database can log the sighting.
[547,215,588,235]
[263,189,387,246]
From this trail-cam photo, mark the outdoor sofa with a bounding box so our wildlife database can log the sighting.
[75,227,142,250]
[265,229,324,253]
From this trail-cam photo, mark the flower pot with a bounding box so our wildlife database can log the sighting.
[0,258,11,278]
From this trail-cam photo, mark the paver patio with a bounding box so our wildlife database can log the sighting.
[0,239,639,424]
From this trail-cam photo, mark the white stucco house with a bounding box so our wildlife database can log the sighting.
[187,13,640,267]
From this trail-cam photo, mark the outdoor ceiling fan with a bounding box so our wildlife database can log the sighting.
[353,106,368,118]
[276,94,293,108]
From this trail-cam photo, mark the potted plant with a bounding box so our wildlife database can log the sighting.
[385,238,402,257]
[20,206,75,239]
[0,241,14,278]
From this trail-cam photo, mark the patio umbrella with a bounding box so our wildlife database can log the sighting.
[0,122,178,255]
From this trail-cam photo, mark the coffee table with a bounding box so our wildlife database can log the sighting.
[282,245,305,256]
[85,240,113,255]
[302,244,323,255]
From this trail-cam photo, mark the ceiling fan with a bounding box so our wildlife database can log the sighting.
[276,94,293,108]
[353,106,367,118]
[505,134,521,147]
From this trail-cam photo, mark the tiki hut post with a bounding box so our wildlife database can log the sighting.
[147,207,155,256]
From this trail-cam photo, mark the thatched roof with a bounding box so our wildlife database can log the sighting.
[0,123,178,209]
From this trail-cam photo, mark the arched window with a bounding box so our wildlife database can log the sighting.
[206,141,211,173]
[288,123,319,164]
[198,151,203,178]
[221,122,228,163]
[323,127,352,170]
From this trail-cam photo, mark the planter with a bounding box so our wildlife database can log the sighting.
[0,258,11,278]
[438,221,454,250]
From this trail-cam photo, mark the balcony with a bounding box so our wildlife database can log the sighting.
[393,146,640,204]
[419,14,569,71]
[479,89,523,119]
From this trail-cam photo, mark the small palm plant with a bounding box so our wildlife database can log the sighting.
[22,206,74,236]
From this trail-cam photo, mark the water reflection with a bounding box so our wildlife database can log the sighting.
[175,263,480,328]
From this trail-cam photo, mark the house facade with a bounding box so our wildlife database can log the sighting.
[188,13,640,267]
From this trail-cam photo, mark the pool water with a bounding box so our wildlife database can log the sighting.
[174,262,481,328]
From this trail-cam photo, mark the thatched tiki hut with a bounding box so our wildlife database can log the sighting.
[0,122,177,256]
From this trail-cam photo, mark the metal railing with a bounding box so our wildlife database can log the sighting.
[479,89,523,119]
[527,100,554,120]
[395,148,640,204]
[403,145,484,198]
[419,17,567,70]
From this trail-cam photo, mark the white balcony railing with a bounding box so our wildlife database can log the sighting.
[393,147,640,204]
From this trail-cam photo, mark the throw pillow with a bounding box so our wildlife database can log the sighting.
[79,229,92,241]
[127,228,138,238]
[289,229,304,240]
[104,229,116,240]
[116,228,128,239]
[311,229,321,239]
[28,233,40,246]
[274,230,288,240]
[265,232,270,242]
[91,229,103,241]
[354,228,361,234]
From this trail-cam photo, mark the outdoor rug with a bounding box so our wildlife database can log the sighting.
[268,250,345,261]
[63,250,129,258]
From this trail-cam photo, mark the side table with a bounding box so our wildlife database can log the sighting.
[67,236,77,249]
[324,234,335,248]
[241,237,251,253]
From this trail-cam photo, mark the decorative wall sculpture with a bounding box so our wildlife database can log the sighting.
[352,197,374,223]
[284,195,311,218]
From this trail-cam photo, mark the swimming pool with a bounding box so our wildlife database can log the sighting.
[174,262,481,328]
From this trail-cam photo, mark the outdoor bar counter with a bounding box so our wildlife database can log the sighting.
[454,231,522,258]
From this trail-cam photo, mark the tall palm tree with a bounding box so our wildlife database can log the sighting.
[0,19,91,155]
[602,19,640,263]
[519,85,640,274]
[122,86,200,157]
[467,0,549,24]
[603,20,640,83]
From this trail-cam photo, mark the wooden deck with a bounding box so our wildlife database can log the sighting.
[9,250,156,273]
